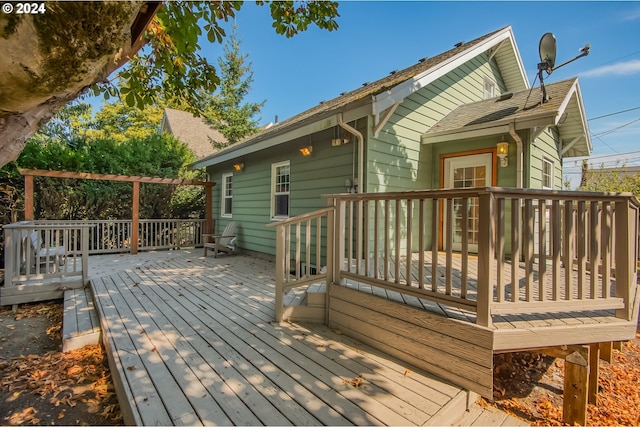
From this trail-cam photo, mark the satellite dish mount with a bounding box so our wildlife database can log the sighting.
[537,32,590,103]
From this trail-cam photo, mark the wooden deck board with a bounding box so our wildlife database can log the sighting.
[89,253,484,426]
[62,287,101,351]
[83,249,633,426]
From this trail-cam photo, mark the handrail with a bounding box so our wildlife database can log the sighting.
[267,207,334,322]
[266,207,335,227]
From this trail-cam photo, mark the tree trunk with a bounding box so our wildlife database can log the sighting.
[0,1,152,167]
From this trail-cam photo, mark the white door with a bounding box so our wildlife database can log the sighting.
[443,153,493,252]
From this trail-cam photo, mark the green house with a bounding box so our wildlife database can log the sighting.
[193,26,591,259]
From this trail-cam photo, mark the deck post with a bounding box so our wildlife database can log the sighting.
[614,199,633,320]
[325,199,335,325]
[334,198,346,287]
[476,191,494,328]
[4,227,16,288]
[274,222,286,322]
[81,225,90,285]
[563,347,589,426]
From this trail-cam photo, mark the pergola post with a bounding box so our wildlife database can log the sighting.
[132,181,140,254]
[24,174,34,220]
[205,183,213,234]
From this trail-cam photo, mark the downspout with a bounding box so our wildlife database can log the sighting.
[508,122,523,188]
[338,114,365,193]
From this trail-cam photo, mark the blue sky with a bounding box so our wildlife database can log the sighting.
[204,1,640,185]
[95,2,640,185]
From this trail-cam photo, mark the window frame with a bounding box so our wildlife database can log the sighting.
[542,158,554,190]
[483,76,496,99]
[271,160,290,220]
[221,172,233,218]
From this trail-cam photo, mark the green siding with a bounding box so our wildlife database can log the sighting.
[528,128,562,190]
[207,126,355,257]
[367,53,506,194]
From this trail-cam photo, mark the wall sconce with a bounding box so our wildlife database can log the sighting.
[233,162,244,171]
[299,145,313,156]
[496,139,509,167]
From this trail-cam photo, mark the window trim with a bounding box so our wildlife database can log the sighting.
[221,172,233,218]
[271,160,290,220]
[483,75,496,99]
[542,158,554,189]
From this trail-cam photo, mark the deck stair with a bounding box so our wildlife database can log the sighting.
[62,287,101,352]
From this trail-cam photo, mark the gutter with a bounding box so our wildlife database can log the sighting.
[338,114,365,193]
[508,122,523,188]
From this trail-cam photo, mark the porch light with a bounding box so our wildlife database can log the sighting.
[299,145,313,156]
[496,140,509,167]
[233,163,244,171]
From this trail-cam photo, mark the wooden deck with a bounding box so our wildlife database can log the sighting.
[87,250,526,426]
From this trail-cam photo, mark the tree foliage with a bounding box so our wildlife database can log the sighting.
[0,1,339,168]
[579,160,640,196]
[1,102,205,222]
[108,1,339,112]
[202,23,264,147]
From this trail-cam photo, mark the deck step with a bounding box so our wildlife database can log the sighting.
[62,286,101,352]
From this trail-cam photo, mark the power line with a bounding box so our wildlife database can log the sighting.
[588,106,640,121]
[592,117,640,137]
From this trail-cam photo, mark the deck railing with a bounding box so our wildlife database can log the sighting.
[3,221,91,288]
[1,218,205,305]
[330,188,639,327]
[267,208,334,322]
[17,219,206,254]
[272,188,639,327]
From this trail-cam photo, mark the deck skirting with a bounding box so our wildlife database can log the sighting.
[328,283,495,398]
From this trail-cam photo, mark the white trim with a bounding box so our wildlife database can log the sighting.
[271,160,291,219]
[373,27,524,116]
[542,157,554,190]
[221,172,233,218]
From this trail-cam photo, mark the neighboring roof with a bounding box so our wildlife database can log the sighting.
[162,108,225,159]
[422,77,592,157]
[193,26,528,169]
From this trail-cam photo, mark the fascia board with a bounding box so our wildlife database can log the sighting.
[555,80,579,125]
[422,124,512,144]
[373,28,517,116]
[193,115,341,169]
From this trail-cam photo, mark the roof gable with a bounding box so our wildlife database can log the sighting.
[422,77,592,157]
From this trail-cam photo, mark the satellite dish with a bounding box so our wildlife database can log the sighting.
[538,32,557,74]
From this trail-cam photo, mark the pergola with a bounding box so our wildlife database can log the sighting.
[19,168,216,254]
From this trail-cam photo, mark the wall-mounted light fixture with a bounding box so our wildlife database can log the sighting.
[299,145,313,156]
[233,162,244,171]
[496,138,509,167]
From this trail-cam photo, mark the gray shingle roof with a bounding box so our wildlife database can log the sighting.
[193,26,512,167]
[425,78,578,135]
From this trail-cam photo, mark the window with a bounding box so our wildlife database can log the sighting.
[483,76,496,99]
[271,161,290,219]
[221,173,233,217]
[542,158,554,189]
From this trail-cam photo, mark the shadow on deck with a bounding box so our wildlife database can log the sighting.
[83,250,525,426]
